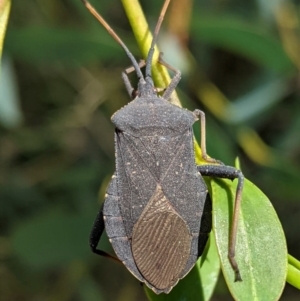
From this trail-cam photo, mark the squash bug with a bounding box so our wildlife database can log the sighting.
[81,0,244,294]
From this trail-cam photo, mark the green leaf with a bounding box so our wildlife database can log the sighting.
[191,16,295,73]
[0,56,23,128]
[197,233,221,300]
[226,77,290,125]
[211,178,287,301]
[287,254,300,290]
[145,233,220,301]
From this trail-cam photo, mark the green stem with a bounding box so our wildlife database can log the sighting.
[0,0,11,61]
[287,254,300,289]
[288,254,300,270]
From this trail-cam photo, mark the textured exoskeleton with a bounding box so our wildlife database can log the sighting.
[83,0,244,294]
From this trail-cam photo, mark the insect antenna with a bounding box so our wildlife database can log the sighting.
[145,0,171,78]
[80,0,144,81]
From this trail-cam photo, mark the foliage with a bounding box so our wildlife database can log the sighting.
[1,0,300,300]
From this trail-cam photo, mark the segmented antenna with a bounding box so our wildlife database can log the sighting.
[80,0,144,81]
[145,0,171,78]
[81,0,171,82]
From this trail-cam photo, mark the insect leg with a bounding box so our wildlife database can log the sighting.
[197,193,212,258]
[158,53,182,100]
[122,60,146,98]
[89,202,120,263]
[197,164,244,282]
[193,110,224,165]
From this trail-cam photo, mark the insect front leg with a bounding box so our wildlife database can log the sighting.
[122,60,146,98]
[197,164,244,282]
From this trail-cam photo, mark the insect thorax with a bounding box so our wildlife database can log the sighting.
[111,97,197,137]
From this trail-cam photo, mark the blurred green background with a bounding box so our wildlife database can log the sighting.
[1,0,300,300]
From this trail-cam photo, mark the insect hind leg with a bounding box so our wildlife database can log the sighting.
[197,164,244,282]
[89,202,120,263]
[197,193,212,258]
